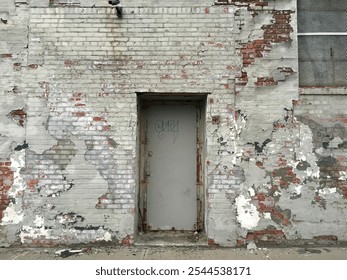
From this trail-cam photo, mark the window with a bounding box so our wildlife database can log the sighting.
[298,0,347,87]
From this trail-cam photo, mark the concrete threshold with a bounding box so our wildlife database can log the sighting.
[134,231,208,247]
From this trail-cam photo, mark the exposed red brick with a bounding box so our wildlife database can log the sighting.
[240,10,293,68]
[28,64,39,69]
[1,54,12,58]
[160,74,172,80]
[64,60,79,66]
[255,2,268,6]
[13,63,21,71]
[98,92,111,97]
[236,239,246,246]
[254,193,276,213]
[314,235,338,242]
[93,116,106,122]
[73,112,86,117]
[26,179,39,192]
[277,158,287,166]
[121,235,133,246]
[102,125,111,131]
[256,161,265,169]
[245,229,286,242]
[254,77,278,86]
[236,71,249,88]
[272,167,300,189]
[0,164,14,221]
[262,11,294,43]
[8,109,27,127]
[208,238,218,246]
[330,115,347,124]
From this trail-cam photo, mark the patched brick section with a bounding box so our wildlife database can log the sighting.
[254,77,278,87]
[271,167,301,189]
[0,161,14,221]
[237,229,286,245]
[262,11,294,43]
[241,40,272,67]
[253,193,291,226]
[242,11,293,64]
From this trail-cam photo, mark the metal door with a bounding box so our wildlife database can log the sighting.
[144,104,197,231]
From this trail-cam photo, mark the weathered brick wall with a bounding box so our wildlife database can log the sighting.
[0,0,346,247]
[2,1,240,246]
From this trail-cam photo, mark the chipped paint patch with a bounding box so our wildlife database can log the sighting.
[19,225,58,244]
[264,213,271,219]
[235,195,260,230]
[19,225,113,244]
[33,215,44,227]
[294,185,303,196]
[319,187,337,197]
[339,171,346,181]
[1,203,23,224]
[96,230,112,242]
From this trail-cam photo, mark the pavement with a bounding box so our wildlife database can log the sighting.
[1,244,347,260]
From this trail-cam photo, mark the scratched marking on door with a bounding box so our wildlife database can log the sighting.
[154,119,179,143]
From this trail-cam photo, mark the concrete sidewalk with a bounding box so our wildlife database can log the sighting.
[1,245,347,260]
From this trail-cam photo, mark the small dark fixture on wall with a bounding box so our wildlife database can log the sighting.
[108,0,122,18]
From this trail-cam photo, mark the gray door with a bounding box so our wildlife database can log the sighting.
[145,104,197,231]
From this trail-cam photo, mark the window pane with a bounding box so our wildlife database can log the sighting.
[299,36,347,87]
[298,0,347,10]
[298,11,346,33]
[298,0,347,33]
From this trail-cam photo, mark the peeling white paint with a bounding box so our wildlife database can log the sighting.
[339,171,346,181]
[9,149,26,194]
[319,187,337,196]
[293,123,320,179]
[0,203,23,225]
[293,185,302,196]
[97,231,112,242]
[33,215,44,227]
[19,225,58,244]
[264,213,271,219]
[235,195,260,230]
[300,156,307,161]
[248,187,255,197]
[273,190,281,197]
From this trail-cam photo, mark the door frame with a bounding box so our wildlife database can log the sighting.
[137,93,207,233]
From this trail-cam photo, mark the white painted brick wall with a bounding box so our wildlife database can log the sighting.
[1,0,347,247]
